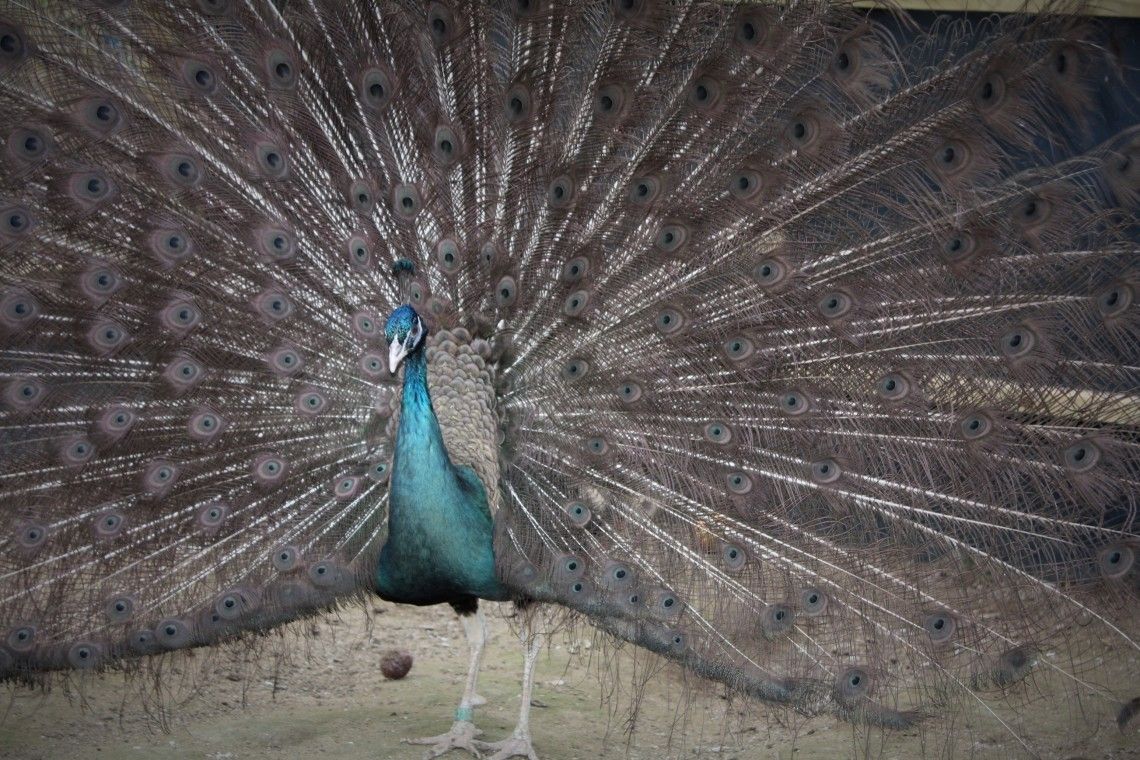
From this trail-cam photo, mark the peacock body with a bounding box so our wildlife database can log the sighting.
[0,0,1138,757]
[378,304,508,607]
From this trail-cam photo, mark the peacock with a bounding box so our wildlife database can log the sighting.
[0,0,1138,758]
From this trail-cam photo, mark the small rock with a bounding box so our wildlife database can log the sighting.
[380,649,413,679]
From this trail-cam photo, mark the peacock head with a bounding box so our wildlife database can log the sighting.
[385,304,426,374]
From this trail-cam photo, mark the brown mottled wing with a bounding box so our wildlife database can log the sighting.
[388,328,502,512]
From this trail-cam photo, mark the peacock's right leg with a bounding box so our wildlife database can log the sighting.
[405,599,490,758]
[472,607,542,760]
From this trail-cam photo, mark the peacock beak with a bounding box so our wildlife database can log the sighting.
[388,338,409,374]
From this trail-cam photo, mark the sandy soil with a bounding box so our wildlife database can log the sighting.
[1,601,1136,760]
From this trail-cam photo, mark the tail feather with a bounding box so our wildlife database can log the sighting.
[0,0,1137,753]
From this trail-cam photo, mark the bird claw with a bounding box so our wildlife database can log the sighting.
[405,720,486,759]
[472,734,539,760]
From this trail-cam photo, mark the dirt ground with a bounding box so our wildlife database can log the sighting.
[0,600,1136,760]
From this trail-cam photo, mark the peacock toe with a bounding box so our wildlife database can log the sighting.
[405,719,486,759]
[472,734,539,760]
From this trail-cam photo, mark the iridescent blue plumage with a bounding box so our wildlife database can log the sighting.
[374,305,508,605]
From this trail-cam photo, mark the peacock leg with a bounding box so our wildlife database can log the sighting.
[405,601,490,758]
[473,610,542,760]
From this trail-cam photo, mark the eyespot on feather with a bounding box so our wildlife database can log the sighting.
[104,594,137,624]
[267,344,304,376]
[616,379,643,404]
[628,174,663,205]
[263,46,298,89]
[564,501,591,527]
[0,204,34,239]
[721,543,746,571]
[142,459,180,497]
[360,67,394,112]
[998,323,1038,361]
[92,509,127,540]
[504,82,532,123]
[75,97,125,137]
[7,125,53,166]
[80,263,124,305]
[253,452,288,488]
[86,319,130,356]
[4,376,45,411]
[97,404,136,440]
[778,389,811,417]
[164,355,205,393]
[197,501,230,534]
[595,83,629,120]
[179,58,219,95]
[1,287,40,331]
[753,257,790,289]
[1096,281,1133,319]
[256,226,297,263]
[876,372,912,402]
[427,2,459,44]
[800,588,828,616]
[725,471,753,495]
[923,611,957,644]
[547,174,576,209]
[392,184,422,218]
[188,406,226,443]
[0,21,31,69]
[68,170,117,207]
[654,305,686,336]
[810,458,842,484]
[149,227,195,267]
[59,435,96,467]
[1097,543,1134,580]
[836,667,872,702]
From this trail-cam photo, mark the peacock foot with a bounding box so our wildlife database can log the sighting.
[470,693,487,707]
[405,720,485,759]
[472,734,539,760]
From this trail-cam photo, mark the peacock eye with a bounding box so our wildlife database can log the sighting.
[655,223,688,253]
[973,73,1006,112]
[725,471,753,495]
[753,258,788,288]
[496,276,517,307]
[877,372,910,401]
[999,324,1037,359]
[562,358,590,381]
[779,390,809,416]
[817,291,853,319]
[810,458,842,484]
[629,175,661,204]
[722,544,747,570]
[1097,282,1133,318]
[1063,439,1101,473]
[723,336,754,362]
[703,422,732,445]
[959,411,993,441]
[801,588,827,616]
[730,169,763,200]
[617,379,642,403]
[654,307,684,335]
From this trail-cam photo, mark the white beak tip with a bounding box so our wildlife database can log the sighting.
[389,340,407,375]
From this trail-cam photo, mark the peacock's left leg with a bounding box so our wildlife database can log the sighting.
[405,598,490,758]
[473,607,542,760]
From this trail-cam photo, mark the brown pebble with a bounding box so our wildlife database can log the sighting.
[380,649,413,679]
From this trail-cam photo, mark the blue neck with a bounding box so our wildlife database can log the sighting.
[393,347,453,479]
